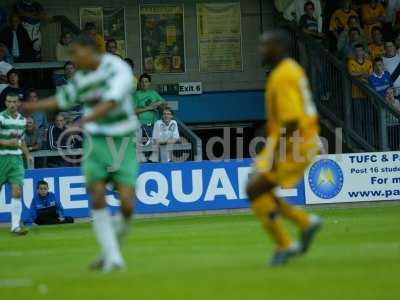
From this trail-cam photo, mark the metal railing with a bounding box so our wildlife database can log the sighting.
[283,23,400,151]
[51,15,81,36]
[29,143,196,169]
[29,120,202,168]
[176,120,203,161]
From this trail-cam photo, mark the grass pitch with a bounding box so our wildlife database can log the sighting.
[0,205,399,300]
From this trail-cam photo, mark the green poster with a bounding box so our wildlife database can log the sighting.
[140,5,185,74]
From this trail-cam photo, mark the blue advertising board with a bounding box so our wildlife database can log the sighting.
[0,159,305,223]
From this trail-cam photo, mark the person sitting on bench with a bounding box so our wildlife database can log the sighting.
[29,180,74,225]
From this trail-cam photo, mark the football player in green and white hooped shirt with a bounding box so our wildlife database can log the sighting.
[24,34,139,272]
[0,92,33,235]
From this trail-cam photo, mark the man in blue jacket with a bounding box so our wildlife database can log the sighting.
[30,180,74,225]
[368,57,393,97]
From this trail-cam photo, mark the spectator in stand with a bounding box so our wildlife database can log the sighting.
[29,180,74,225]
[338,27,366,59]
[284,0,323,32]
[362,0,386,41]
[0,41,12,62]
[368,57,393,96]
[349,44,374,140]
[385,86,400,108]
[0,14,33,62]
[56,32,73,62]
[337,16,368,53]
[368,26,385,59]
[0,7,8,30]
[386,0,400,23]
[150,108,180,163]
[392,3,400,33]
[25,89,47,140]
[0,42,13,64]
[54,33,74,87]
[0,44,12,94]
[83,22,105,53]
[299,1,325,39]
[329,0,358,39]
[106,38,121,58]
[395,32,400,54]
[24,116,42,152]
[54,61,76,87]
[382,41,400,93]
[124,58,138,95]
[0,69,26,111]
[14,0,46,61]
[348,43,373,97]
[275,0,295,14]
[387,0,400,24]
[379,0,400,39]
[47,113,74,167]
[135,73,165,162]
[384,87,400,149]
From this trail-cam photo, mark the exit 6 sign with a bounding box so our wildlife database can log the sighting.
[178,82,203,96]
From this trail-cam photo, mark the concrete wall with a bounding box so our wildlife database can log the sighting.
[3,0,275,92]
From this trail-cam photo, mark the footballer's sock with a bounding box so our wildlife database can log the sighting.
[10,198,22,231]
[92,208,123,265]
[275,197,311,231]
[251,193,293,250]
[112,213,130,245]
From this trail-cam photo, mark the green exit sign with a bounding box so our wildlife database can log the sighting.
[158,84,179,95]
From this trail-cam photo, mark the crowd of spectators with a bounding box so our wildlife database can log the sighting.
[282,0,400,97]
[279,0,400,147]
[0,1,182,167]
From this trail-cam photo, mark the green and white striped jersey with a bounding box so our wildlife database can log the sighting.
[0,110,26,155]
[56,54,138,136]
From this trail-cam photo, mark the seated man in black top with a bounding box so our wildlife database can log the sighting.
[29,180,74,225]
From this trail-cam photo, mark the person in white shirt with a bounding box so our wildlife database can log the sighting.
[385,86,400,149]
[284,0,323,32]
[0,44,12,93]
[149,108,180,162]
[383,41,400,94]
[385,0,400,25]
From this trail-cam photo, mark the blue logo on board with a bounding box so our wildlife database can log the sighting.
[308,159,343,199]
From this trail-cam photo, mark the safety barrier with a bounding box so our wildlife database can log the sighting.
[1,153,398,222]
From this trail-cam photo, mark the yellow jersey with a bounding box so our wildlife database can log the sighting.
[329,9,358,33]
[256,58,320,187]
[368,43,385,59]
[362,4,385,40]
[347,58,373,97]
[266,58,319,143]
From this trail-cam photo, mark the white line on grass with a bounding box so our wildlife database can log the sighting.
[0,278,34,288]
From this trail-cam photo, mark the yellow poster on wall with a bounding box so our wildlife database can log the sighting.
[197,3,242,72]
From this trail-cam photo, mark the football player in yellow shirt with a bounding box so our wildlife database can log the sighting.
[246,29,322,266]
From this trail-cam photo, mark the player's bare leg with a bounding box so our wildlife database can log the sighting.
[246,174,299,266]
[10,184,28,236]
[89,181,124,272]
